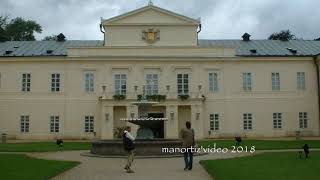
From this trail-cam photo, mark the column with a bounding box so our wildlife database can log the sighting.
[127,105,139,137]
[165,105,179,139]
[191,104,204,139]
[100,105,114,139]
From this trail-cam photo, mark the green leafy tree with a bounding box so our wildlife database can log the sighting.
[0,16,9,42]
[268,30,296,41]
[42,35,58,41]
[1,17,42,41]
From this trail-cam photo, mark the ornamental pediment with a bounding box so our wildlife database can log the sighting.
[102,5,199,25]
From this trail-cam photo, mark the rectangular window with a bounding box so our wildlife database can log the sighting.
[20,115,29,133]
[243,113,253,130]
[22,73,31,92]
[209,72,218,92]
[114,74,127,95]
[146,74,158,95]
[50,116,60,133]
[299,112,308,129]
[85,116,94,133]
[272,72,280,91]
[84,72,94,92]
[297,72,306,90]
[273,113,282,129]
[51,73,60,92]
[210,114,219,131]
[177,74,189,95]
[243,73,252,91]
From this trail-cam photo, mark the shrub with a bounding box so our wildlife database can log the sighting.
[178,94,190,101]
[113,94,126,101]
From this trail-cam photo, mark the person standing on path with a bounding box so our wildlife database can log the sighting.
[123,126,135,173]
[180,121,195,171]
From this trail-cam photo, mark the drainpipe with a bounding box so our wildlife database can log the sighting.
[196,23,202,46]
[313,54,320,136]
[100,22,105,46]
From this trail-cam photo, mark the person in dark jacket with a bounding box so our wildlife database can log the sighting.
[303,144,310,158]
[123,126,135,173]
[180,121,195,171]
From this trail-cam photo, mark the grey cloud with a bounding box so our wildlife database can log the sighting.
[0,0,319,40]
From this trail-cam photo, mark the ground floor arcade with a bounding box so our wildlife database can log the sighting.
[100,100,205,139]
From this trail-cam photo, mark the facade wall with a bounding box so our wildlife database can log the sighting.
[0,58,319,139]
[105,25,198,46]
[102,7,199,46]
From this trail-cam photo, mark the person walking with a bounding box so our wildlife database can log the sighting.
[123,126,135,173]
[303,144,310,158]
[180,121,195,170]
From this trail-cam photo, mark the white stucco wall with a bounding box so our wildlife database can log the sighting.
[0,57,319,139]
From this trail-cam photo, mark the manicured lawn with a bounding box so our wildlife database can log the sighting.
[0,142,91,152]
[1,140,320,152]
[200,152,320,180]
[0,154,79,180]
[198,139,320,150]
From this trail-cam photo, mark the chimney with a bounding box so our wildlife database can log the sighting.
[242,33,251,41]
[57,33,66,42]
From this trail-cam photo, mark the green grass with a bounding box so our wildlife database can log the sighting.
[200,152,320,180]
[198,140,320,150]
[0,154,79,180]
[0,142,91,152]
[1,140,320,152]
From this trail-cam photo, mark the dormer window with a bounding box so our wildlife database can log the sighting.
[250,49,257,54]
[287,48,297,54]
[5,50,13,55]
[47,50,53,54]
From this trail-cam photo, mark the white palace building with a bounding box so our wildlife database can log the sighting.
[1,4,320,140]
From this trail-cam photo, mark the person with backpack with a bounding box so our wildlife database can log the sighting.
[123,126,135,173]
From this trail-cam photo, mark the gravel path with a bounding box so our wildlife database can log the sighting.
[7,148,320,180]
[28,150,252,180]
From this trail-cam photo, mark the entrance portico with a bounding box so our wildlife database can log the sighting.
[99,97,205,140]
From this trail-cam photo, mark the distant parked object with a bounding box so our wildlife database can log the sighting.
[56,139,63,147]
[235,137,242,146]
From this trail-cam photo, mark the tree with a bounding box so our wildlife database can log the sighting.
[0,16,9,42]
[0,16,8,30]
[42,35,58,41]
[268,30,296,41]
[0,16,42,41]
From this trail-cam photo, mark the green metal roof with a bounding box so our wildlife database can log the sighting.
[199,39,320,57]
[0,40,103,57]
[1,39,320,57]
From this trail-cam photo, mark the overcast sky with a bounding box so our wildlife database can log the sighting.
[1,0,319,40]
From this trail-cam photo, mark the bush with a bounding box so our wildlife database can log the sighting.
[146,95,166,102]
[113,94,126,101]
[137,94,166,102]
[178,94,190,101]
[137,94,143,101]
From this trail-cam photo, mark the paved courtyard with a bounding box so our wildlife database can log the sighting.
[28,151,252,180]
